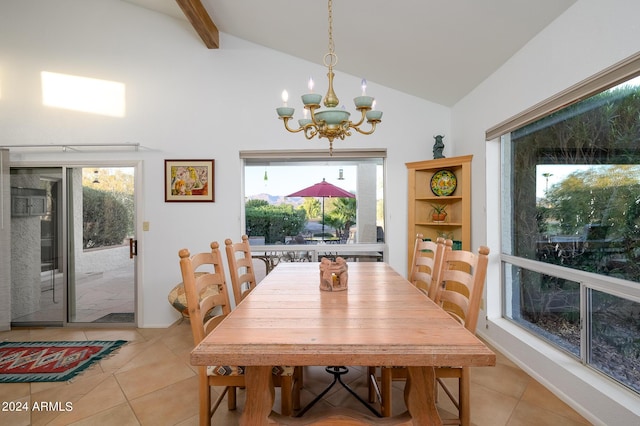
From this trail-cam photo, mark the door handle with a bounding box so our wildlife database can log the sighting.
[129,238,137,258]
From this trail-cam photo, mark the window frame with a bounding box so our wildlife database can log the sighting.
[491,52,640,395]
[486,52,640,140]
[239,149,388,259]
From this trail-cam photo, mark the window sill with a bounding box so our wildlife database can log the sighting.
[478,317,640,426]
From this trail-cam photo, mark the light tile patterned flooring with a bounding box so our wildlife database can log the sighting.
[0,322,591,426]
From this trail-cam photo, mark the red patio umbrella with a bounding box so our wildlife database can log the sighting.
[286,178,355,237]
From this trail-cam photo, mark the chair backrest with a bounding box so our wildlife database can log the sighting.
[225,235,257,306]
[178,242,232,346]
[433,245,490,333]
[409,235,449,300]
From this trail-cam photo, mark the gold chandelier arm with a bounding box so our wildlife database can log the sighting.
[308,105,321,122]
[303,125,319,140]
[281,117,305,134]
[352,120,379,136]
[349,108,368,128]
[339,123,351,139]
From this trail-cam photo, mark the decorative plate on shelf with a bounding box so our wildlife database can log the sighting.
[430,170,457,196]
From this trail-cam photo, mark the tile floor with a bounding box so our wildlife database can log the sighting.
[0,322,591,426]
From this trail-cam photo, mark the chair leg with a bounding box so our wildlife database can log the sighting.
[281,376,293,416]
[199,370,211,426]
[227,386,237,410]
[293,367,302,411]
[298,366,304,388]
[210,387,228,421]
[459,368,470,426]
[381,366,393,417]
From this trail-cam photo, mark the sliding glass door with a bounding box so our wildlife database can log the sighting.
[10,167,64,325]
[67,167,136,324]
[10,166,136,326]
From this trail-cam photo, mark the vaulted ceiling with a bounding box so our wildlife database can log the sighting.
[124,0,577,106]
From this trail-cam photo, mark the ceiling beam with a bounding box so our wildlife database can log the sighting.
[175,0,219,49]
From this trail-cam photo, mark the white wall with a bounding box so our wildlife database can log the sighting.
[452,0,640,424]
[0,0,451,327]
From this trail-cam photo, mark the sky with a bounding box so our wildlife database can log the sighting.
[248,163,615,200]
[245,165,357,197]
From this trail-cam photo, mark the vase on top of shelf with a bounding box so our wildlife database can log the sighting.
[431,204,447,223]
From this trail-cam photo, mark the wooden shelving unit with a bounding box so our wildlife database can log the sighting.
[406,155,472,274]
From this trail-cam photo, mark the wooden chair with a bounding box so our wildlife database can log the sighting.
[430,245,490,426]
[179,242,297,425]
[224,235,303,406]
[373,244,490,424]
[409,235,448,299]
[224,235,257,306]
[368,236,451,415]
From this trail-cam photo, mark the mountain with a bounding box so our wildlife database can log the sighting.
[246,193,303,207]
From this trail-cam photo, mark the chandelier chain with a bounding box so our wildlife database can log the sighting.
[327,0,334,55]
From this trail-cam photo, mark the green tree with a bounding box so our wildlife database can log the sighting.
[542,166,640,278]
[302,198,321,219]
[245,199,269,208]
[545,166,640,239]
[324,197,357,240]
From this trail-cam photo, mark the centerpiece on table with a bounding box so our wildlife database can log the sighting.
[319,257,348,291]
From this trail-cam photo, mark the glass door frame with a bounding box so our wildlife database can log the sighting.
[9,160,140,327]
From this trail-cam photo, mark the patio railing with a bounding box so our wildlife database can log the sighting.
[250,243,386,274]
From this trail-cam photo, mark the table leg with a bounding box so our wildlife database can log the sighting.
[240,366,274,426]
[405,366,442,426]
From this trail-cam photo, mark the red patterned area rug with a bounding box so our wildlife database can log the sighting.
[0,340,127,383]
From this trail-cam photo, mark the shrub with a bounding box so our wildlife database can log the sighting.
[83,186,131,249]
[245,203,306,244]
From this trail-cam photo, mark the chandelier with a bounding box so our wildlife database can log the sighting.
[276,0,382,155]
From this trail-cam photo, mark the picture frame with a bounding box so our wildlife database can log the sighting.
[164,159,215,202]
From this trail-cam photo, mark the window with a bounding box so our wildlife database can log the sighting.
[240,150,386,262]
[500,64,640,394]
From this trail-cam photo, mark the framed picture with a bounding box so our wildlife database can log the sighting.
[165,159,215,202]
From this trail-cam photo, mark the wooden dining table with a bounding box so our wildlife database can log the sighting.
[190,262,495,425]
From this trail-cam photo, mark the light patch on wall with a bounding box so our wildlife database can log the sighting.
[41,71,125,117]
